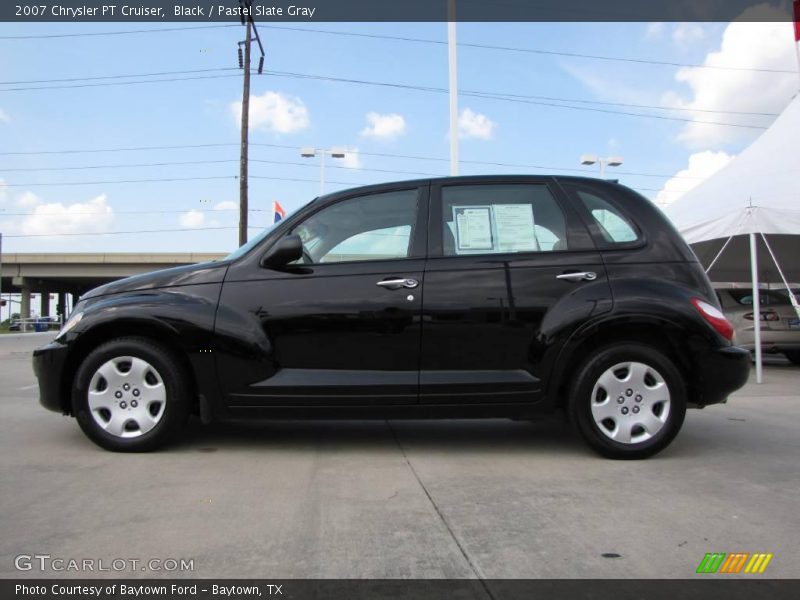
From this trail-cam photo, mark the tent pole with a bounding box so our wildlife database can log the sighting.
[750,233,763,384]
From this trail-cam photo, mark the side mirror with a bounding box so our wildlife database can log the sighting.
[260,234,304,269]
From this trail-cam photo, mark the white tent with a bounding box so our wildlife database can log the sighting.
[664,93,800,382]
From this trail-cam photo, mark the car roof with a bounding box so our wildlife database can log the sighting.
[317,174,627,202]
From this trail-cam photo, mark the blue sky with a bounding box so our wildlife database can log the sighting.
[1,18,797,256]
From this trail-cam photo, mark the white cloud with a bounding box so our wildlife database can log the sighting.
[664,10,796,149]
[644,22,665,40]
[230,91,310,134]
[15,191,42,208]
[21,194,113,237]
[562,61,654,107]
[178,210,206,228]
[0,179,7,201]
[359,112,406,140]
[672,23,706,46]
[214,201,238,211]
[655,150,734,206]
[337,147,362,169]
[0,108,9,123]
[458,108,496,140]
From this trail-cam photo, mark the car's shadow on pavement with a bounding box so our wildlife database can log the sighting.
[175,417,593,457]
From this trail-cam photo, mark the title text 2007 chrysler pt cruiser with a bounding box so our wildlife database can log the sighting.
[33,176,750,458]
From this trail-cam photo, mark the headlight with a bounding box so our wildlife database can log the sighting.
[56,311,83,339]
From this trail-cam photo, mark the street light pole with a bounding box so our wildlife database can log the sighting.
[447,0,459,176]
[301,147,346,195]
[319,150,326,195]
[580,154,624,179]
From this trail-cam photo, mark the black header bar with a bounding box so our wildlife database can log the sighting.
[1,1,795,23]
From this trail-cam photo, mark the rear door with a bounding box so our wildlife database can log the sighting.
[419,178,613,405]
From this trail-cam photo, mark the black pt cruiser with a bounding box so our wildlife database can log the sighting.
[33,176,750,458]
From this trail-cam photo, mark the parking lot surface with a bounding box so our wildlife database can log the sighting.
[1,333,798,579]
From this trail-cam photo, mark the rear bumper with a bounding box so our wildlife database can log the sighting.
[691,345,750,406]
[32,340,70,413]
[735,329,800,352]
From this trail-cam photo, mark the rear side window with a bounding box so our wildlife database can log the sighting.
[440,184,569,256]
[727,289,791,306]
[573,189,639,244]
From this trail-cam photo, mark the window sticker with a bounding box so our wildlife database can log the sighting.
[494,204,538,252]
[454,206,493,251]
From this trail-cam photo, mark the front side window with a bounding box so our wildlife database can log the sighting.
[292,189,418,264]
[441,184,569,256]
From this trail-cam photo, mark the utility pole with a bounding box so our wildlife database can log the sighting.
[237,0,265,247]
[238,20,251,247]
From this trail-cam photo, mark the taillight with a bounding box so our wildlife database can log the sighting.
[692,298,734,341]
[743,310,779,322]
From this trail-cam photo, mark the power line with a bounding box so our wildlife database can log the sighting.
[264,69,770,129]
[0,142,705,180]
[0,68,237,85]
[2,176,236,187]
[257,25,799,75]
[0,159,239,172]
[0,207,260,216]
[2,226,244,238]
[0,143,240,155]
[0,66,778,118]
[0,72,243,92]
[3,22,794,76]
[0,67,765,128]
[0,24,237,40]
[0,157,442,178]
[3,22,791,75]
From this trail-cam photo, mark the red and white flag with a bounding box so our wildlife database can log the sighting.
[272,200,286,223]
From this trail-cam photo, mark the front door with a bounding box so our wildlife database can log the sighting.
[217,185,428,407]
[419,179,613,405]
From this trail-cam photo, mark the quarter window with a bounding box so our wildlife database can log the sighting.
[441,184,569,256]
[574,189,639,244]
[292,189,418,263]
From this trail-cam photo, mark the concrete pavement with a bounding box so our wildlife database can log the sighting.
[1,333,798,579]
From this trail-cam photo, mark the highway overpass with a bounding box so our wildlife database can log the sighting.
[1,253,225,319]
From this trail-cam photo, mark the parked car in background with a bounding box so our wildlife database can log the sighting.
[716,288,800,366]
[34,176,750,458]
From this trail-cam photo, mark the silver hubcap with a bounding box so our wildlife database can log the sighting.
[590,361,671,444]
[87,356,166,438]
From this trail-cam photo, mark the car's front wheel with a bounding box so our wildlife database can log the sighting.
[569,343,687,459]
[72,337,190,452]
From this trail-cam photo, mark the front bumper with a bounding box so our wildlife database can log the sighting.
[32,340,71,413]
[692,345,751,406]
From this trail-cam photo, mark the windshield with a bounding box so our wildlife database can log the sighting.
[224,199,326,261]
[223,222,279,262]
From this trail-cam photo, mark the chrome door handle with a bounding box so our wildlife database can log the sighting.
[556,271,597,282]
[377,278,419,290]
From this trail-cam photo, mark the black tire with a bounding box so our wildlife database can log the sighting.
[72,337,190,452]
[783,351,800,366]
[568,343,687,459]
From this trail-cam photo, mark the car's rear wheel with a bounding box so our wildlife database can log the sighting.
[569,343,686,459]
[72,337,190,452]
[783,350,800,366]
